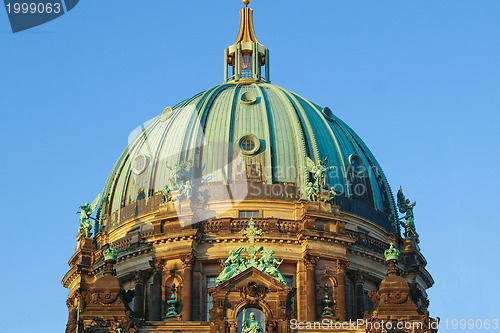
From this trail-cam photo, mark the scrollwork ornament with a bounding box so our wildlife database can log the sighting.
[149,258,165,272]
[335,259,349,273]
[303,254,319,269]
[181,252,196,268]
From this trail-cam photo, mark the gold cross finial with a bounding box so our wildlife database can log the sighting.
[241,217,262,247]
[243,0,251,7]
[241,217,263,260]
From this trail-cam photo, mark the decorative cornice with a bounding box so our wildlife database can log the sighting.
[147,229,202,245]
[347,247,386,265]
[297,229,355,247]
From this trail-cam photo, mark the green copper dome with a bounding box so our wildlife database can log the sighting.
[98,82,398,231]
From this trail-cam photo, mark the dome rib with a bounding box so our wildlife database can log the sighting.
[257,85,277,183]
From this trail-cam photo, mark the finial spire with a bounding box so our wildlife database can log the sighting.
[224,0,270,83]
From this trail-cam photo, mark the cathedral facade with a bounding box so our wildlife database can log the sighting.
[63,2,437,332]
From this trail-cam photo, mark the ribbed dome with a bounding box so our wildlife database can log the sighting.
[98,83,397,231]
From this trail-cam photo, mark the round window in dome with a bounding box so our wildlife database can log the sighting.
[238,134,260,155]
[323,107,334,120]
[240,91,257,105]
[161,106,173,122]
[132,154,149,175]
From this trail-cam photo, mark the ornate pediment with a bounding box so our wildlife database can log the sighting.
[216,266,291,292]
[208,266,295,333]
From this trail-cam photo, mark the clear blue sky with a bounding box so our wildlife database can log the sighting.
[1,1,499,331]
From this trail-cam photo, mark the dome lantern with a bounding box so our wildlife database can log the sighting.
[224,0,270,83]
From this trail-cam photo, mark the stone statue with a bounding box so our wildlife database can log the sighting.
[216,246,247,285]
[76,194,101,239]
[397,187,419,242]
[242,309,264,333]
[257,248,287,285]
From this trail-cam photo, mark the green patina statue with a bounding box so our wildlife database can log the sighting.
[242,309,264,333]
[216,219,289,286]
[397,187,419,242]
[257,248,286,285]
[162,185,173,203]
[328,186,336,203]
[305,181,318,201]
[216,246,248,285]
[305,156,336,203]
[76,194,101,239]
[306,156,334,188]
[166,160,193,190]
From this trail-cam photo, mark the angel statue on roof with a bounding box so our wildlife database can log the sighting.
[76,194,101,239]
[397,187,419,242]
[306,156,335,189]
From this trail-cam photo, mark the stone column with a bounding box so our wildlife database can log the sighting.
[335,259,349,321]
[133,271,147,319]
[296,260,306,322]
[303,254,319,322]
[149,259,165,321]
[181,252,195,321]
[353,270,367,319]
[229,321,238,333]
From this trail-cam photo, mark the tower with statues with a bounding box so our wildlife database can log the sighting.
[62,1,437,332]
